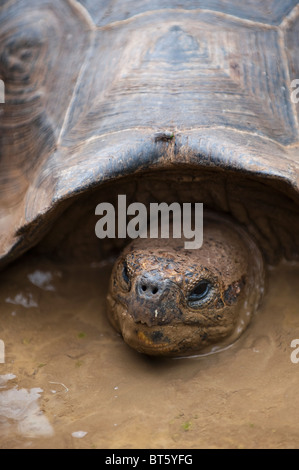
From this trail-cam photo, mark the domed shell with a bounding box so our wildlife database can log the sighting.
[0,0,299,267]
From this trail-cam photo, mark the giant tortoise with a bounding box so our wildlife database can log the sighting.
[0,0,299,357]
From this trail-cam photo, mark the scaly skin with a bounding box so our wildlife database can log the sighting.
[107,213,265,357]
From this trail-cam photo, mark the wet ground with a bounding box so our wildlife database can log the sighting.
[0,254,299,449]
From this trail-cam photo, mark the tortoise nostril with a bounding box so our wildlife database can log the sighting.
[137,277,161,298]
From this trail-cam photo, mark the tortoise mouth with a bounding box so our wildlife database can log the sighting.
[116,310,226,357]
[119,314,174,355]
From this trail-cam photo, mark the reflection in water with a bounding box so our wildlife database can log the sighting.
[5,292,38,308]
[27,270,56,291]
[0,254,299,448]
[71,431,88,438]
[0,374,53,438]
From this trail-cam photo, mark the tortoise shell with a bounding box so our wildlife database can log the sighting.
[0,0,299,267]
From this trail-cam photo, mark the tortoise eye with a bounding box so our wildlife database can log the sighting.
[122,261,130,285]
[187,280,211,306]
[117,260,131,292]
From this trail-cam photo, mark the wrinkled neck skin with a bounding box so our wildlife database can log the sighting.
[106,213,265,357]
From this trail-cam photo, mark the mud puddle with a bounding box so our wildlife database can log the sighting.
[0,253,299,449]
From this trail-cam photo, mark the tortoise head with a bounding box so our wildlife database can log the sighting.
[107,214,265,357]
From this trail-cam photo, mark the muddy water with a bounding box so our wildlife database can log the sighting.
[0,253,299,449]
